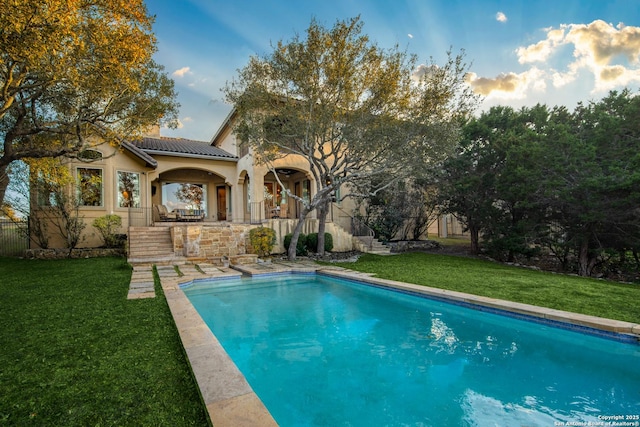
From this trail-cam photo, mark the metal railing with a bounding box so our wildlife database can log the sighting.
[0,219,29,256]
[329,203,375,250]
[126,207,154,227]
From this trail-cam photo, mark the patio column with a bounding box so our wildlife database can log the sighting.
[252,170,266,222]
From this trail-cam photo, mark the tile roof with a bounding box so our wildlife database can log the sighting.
[121,141,158,168]
[132,137,238,161]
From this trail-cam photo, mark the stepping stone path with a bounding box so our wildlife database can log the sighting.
[127,263,242,299]
[127,265,156,299]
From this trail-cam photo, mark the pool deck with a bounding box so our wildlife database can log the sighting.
[131,260,640,426]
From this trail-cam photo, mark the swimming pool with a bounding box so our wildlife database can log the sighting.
[183,273,640,426]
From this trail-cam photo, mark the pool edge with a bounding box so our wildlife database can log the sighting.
[318,269,640,343]
[160,275,279,427]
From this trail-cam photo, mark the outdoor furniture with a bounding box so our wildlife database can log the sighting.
[175,209,205,221]
[154,204,179,221]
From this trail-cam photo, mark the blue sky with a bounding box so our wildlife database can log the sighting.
[147,0,640,142]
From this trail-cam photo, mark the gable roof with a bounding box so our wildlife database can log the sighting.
[132,136,238,162]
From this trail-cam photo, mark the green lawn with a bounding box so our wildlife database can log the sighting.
[0,257,208,426]
[336,252,640,324]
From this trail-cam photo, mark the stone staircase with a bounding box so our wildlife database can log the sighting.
[128,226,182,265]
[353,236,392,255]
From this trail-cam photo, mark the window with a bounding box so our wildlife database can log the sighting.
[117,171,140,208]
[162,182,207,212]
[77,168,103,206]
[78,149,103,161]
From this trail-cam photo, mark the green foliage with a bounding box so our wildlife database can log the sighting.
[357,178,436,242]
[92,214,123,248]
[0,257,208,425]
[284,233,308,256]
[249,226,277,257]
[435,92,640,276]
[306,232,334,253]
[0,0,179,207]
[225,16,476,260]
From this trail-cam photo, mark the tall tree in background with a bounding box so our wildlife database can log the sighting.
[438,90,640,277]
[225,16,477,260]
[0,0,179,205]
[538,90,640,276]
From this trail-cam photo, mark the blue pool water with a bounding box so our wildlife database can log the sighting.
[183,274,640,426]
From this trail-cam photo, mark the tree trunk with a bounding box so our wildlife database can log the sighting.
[288,205,312,261]
[469,224,480,254]
[578,238,596,277]
[316,200,329,256]
[0,163,10,208]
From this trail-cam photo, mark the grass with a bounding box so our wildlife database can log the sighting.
[336,252,640,324]
[0,257,208,426]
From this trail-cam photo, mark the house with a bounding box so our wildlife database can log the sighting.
[28,109,466,261]
[30,117,359,261]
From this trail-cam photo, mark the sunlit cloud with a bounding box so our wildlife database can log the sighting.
[183,117,194,123]
[516,28,565,63]
[172,67,192,78]
[466,68,546,99]
[474,19,640,97]
[496,12,507,23]
[412,64,439,81]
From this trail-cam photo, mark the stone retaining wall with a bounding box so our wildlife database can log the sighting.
[170,224,254,258]
[388,240,441,253]
[24,248,125,259]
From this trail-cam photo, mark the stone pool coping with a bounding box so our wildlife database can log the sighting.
[158,263,640,426]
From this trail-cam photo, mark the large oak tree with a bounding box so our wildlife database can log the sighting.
[0,0,179,204]
[225,17,476,260]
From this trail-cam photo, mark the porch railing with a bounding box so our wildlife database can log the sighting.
[126,207,154,227]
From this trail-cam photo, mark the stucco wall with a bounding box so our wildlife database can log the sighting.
[265,219,353,253]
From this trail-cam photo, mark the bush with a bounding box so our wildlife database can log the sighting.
[306,232,333,253]
[92,214,122,248]
[284,233,308,256]
[249,227,276,257]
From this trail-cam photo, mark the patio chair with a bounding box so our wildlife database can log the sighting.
[154,204,179,221]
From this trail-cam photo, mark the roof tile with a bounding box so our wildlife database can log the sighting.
[132,137,238,160]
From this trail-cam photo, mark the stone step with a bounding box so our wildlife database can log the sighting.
[127,226,175,262]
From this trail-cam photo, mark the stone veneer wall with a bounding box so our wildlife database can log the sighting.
[24,248,125,259]
[169,220,354,259]
[170,223,255,258]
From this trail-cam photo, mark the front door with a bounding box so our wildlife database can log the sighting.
[217,186,226,220]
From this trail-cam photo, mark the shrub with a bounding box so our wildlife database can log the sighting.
[92,214,122,248]
[249,226,276,257]
[306,232,334,253]
[284,233,308,256]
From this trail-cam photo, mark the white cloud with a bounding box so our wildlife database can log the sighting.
[172,67,192,78]
[408,33,414,39]
[466,68,546,99]
[474,20,640,98]
[496,12,507,23]
[183,117,194,123]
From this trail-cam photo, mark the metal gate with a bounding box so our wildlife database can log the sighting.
[0,219,29,256]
